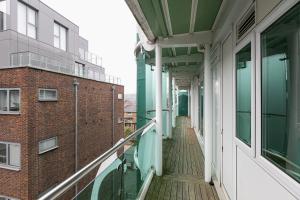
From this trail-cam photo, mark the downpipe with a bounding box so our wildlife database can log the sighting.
[73,79,79,197]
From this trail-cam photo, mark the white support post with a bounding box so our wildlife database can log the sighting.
[188,89,191,117]
[204,44,212,183]
[155,43,163,176]
[172,78,176,127]
[190,85,193,127]
[168,70,173,138]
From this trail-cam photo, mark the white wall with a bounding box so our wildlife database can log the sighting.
[210,0,300,199]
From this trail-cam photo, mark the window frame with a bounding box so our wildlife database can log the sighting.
[17,1,37,39]
[38,89,58,102]
[0,142,21,171]
[233,33,256,158]
[75,62,85,77]
[255,0,300,198]
[53,21,67,51]
[0,88,21,115]
[38,136,58,155]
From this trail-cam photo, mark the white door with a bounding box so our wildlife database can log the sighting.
[221,33,234,199]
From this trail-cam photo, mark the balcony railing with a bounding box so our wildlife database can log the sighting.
[79,48,102,66]
[38,119,156,200]
[10,52,122,85]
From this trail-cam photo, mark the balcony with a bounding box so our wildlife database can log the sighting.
[79,48,102,67]
[10,52,122,85]
[38,117,219,200]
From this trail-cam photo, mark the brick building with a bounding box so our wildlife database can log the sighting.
[124,94,136,133]
[0,0,123,199]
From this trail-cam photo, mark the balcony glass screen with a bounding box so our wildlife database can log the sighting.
[261,3,300,183]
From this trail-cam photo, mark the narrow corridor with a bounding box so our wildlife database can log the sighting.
[146,117,219,200]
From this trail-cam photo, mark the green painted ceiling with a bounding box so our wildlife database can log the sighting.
[138,0,222,37]
[138,0,221,76]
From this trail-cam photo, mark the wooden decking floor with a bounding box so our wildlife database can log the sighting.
[145,117,219,200]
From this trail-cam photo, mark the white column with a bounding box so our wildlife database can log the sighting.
[155,43,163,176]
[190,85,194,127]
[188,89,191,117]
[168,70,173,138]
[204,44,212,182]
[172,78,176,127]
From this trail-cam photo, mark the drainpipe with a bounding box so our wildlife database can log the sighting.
[73,79,79,196]
[112,85,116,146]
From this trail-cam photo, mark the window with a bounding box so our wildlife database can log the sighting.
[118,93,123,100]
[39,89,58,101]
[75,62,85,77]
[0,10,3,31]
[236,43,251,146]
[17,1,37,39]
[0,142,21,169]
[261,3,300,183]
[0,89,20,114]
[0,0,7,31]
[39,137,58,154]
[54,22,67,51]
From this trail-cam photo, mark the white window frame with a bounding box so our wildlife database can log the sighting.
[255,0,300,198]
[0,88,21,114]
[38,89,58,101]
[38,137,58,154]
[0,142,21,171]
[53,22,67,51]
[17,1,37,39]
[233,32,256,158]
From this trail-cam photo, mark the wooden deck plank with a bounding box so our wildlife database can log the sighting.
[145,117,219,200]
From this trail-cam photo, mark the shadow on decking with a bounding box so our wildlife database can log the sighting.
[145,117,219,200]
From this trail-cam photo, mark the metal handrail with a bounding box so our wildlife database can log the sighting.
[38,118,156,200]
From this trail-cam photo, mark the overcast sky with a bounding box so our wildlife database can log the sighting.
[42,0,137,94]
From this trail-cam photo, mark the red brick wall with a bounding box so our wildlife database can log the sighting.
[0,67,124,200]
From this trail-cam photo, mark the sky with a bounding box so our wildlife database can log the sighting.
[41,0,137,94]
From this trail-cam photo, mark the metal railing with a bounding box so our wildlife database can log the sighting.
[10,52,122,85]
[38,118,156,200]
[79,48,102,66]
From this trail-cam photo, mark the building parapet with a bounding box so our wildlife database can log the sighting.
[9,52,121,85]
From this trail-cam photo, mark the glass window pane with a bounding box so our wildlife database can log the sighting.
[17,2,26,35]
[45,90,57,100]
[236,43,251,146]
[74,63,78,76]
[0,11,4,31]
[54,36,59,48]
[0,143,6,164]
[0,0,7,14]
[27,7,35,25]
[60,26,66,51]
[261,3,300,183]
[9,90,20,112]
[0,90,7,112]
[39,89,57,101]
[8,144,20,167]
[27,24,36,39]
[39,137,57,153]
[54,23,59,36]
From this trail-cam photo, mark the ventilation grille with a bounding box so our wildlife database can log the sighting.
[237,5,255,41]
